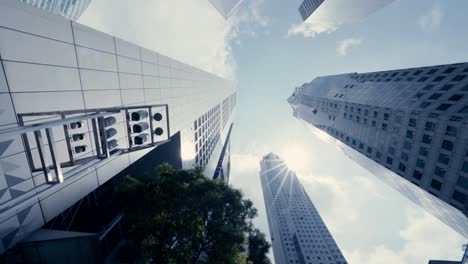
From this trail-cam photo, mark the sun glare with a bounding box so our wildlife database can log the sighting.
[280,144,308,173]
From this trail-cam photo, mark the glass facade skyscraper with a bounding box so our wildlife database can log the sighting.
[288,62,468,237]
[298,0,325,21]
[208,0,243,18]
[260,153,347,264]
[20,0,91,20]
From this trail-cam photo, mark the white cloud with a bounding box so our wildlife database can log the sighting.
[287,20,339,38]
[336,38,363,56]
[418,4,443,32]
[344,208,466,264]
[78,0,268,79]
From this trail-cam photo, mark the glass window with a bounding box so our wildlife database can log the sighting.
[458,106,468,114]
[425,121,436,131]
[376,152,382,159]
[367,147,373,154]
[429,93,442,100]
[441,140,454,151]
[434,166,446,178]
[423,84,434,90]
[427,69,438,75]
[373,111,378,118]
[433,76,446,82]
[440,84,454,91]
[383,113,389,120]
[445,125,458,137]
[453,75,467,81]
[437,153,450,165]
[457,177,468,191]
[436,104,452,111]
[462,161,468,174]
[422,134,432,144]
[452,190,466,204]
[382,123,388,130]
[420,102,431,108]
[386,157,393,165]
[388,147,395,155]
[449,94,464,101]
[398,163,406,172]
[408,118,417,127]
[413,170,423,180]
[430,179,442,191]
[444,67,456,74]
[419,147,429,157]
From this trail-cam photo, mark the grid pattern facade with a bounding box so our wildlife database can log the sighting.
[21,0,91,20]
[0,0,236,252]
[298,0,325,21]
[260,153,347,264]
[288,62,468,237]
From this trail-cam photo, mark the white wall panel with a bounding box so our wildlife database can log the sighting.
[121,89,145,106]
[119,73,143,89]
[115,38,140,60]
[0,0,73,43]
[0,62,8,93]
[76,46,117,72]
[0,28,77,67]
[140,48,158,64]
[11,91,85,113]
[142,62,158,76]
[80,69,119,90]
[0,94,17,126]
[143,76,159,89]
[71,22,115,54]
[83,90,122,109]
[117,56,142,75]
[4,62,81,92]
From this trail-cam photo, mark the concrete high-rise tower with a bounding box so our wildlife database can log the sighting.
[20,0,91,20]
[260,153,347,264]
[0,0,236,255]
[288,62,468,237]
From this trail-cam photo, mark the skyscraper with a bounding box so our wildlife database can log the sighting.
[297,0,395,24]
[288,62,468,237]
[0,0,236,253]
[260,153,347,264]
[298,0,325,21]
[208,0,243,19]
[20,0,91,20]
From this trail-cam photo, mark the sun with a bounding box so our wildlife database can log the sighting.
[280,144,308,173]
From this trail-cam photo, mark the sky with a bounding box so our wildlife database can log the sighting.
[79,0,468,263]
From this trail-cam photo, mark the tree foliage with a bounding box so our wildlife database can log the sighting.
[113,164,271,264]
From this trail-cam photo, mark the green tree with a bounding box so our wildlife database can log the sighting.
[247,229,271,264]
[113,164,270,264]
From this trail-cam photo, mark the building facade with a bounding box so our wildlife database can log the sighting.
[260,153,347,264]
[208,0,243,18]
[0,0,236,253]
[288,62,468,237]
[20,0,91,20]
[298,0,325,21]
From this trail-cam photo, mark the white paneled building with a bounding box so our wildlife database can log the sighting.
[288,62,468,237]
[0,0,236,253]
[260,153,347,264]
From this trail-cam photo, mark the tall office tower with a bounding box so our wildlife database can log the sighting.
[288,62,468,237]
[0,0,236,255]
[260,153,347,264]
[20,0,91,20]
[297,0,395,23]
[208,0,243,18]
[298,0,325,21]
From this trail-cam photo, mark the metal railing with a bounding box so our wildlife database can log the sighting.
[0,104,170,186]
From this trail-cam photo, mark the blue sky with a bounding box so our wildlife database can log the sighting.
[80,0,468,262]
